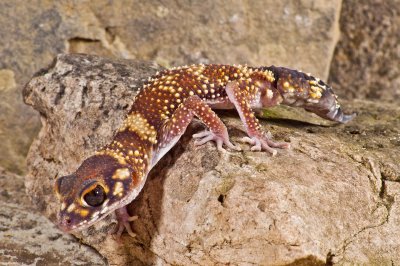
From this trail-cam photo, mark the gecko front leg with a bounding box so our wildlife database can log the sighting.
[111,206,138,238]
[154,95,240,164]
[225,81,290,155]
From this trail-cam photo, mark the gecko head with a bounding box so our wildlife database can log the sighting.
[54,154,137,232]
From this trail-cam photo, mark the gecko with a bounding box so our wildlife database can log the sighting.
[54,64,355,237]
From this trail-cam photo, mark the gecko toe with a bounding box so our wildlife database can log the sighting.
[240,136,255,145]
[194,135,214,146]
[266,139,290,149]
[128,215,139,222]
[124,222,137,238]
[193,131,210,139]
[112,207,138,238]
[193,130,239,151]
[244,136,284,155]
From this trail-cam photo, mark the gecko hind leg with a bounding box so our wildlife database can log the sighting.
[225,81,290,155]
[110,206,138,238]
[159,95,241,153]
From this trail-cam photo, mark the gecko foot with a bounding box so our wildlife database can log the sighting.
[240,135,290,156]
[110,206,138,238]
[193,130,241,152]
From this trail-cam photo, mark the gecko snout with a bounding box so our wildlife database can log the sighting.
[57,214,74,232]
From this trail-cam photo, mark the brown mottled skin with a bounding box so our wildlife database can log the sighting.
[54,64,355,237]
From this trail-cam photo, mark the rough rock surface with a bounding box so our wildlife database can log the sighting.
[329,0,400,101]
[1,0,342,173]
[0,167,106,265]
[0,75,40,175]
[23,54,400,265]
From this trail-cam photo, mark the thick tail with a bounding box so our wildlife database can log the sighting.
[266,66,356,123]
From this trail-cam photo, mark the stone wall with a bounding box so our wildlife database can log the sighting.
[329,0,400,101]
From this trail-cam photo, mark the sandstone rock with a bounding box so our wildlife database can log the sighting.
[0,86,40,175]
[0,167,105,265]
[24,54,400,265]
[0,70,16,92]
[1,1,342,173]
[329,0,400,101]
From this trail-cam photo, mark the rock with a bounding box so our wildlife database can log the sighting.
[24,54,400,265]
[1,0,342,173]
[0,70,16,92]
[329,0,400,101]
[0,82,40,175]
[0,167,106,265]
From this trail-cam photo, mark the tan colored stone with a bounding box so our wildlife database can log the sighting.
[329,0,400,101]
[0,69,16,92]
[0,89,40,174]
[24,54,400,265]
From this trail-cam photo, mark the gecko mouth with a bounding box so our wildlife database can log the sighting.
[57,211,107,232]
[56,195,131,233]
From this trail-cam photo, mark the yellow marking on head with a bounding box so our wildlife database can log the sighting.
[61,202,66,210]
[55,190,62,200]
[78,209,89,217]
[283,81,290,88]
[112,168,130,180]
[310,86,323,99]
[119,112,157,144]
[113,182,124,196]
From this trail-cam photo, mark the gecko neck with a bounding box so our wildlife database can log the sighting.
[96,129,153,180]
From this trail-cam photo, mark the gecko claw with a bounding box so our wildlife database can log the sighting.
[112,207,138,238]
[193,130,241,151]
[240,136,289,155]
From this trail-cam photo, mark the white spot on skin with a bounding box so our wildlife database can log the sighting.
[91,211,100,220]
[266,89,274,99]
[67,203,76,213]
[100,206,109,214]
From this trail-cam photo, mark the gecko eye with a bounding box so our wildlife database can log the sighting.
[82,185,106,207]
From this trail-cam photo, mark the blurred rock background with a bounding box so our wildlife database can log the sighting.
[0,0,398,264]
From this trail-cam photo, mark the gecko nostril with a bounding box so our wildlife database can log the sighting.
[65,217,71,224]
